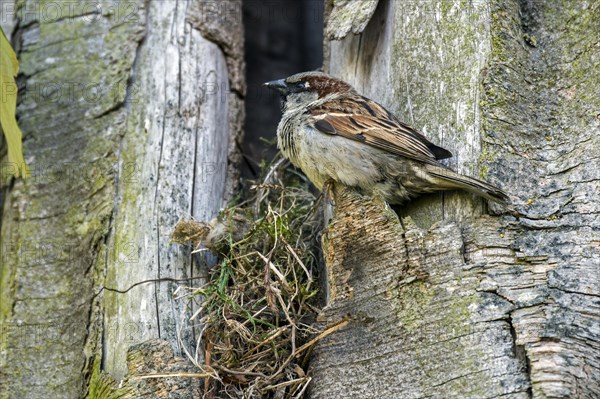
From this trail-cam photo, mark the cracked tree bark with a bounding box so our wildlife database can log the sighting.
[309,0,599,398]
[0,1,243,398]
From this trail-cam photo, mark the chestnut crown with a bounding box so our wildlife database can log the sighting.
[264,72,355,99]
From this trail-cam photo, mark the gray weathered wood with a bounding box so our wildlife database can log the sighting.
[311,0,599,398]
[0,0,243,397]
[101,0,233,381]
[1,2,146,397]
[0,0,17,41]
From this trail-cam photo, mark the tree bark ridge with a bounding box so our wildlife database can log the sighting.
[312,0,599,397]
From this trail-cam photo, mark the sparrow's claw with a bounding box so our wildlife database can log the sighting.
[322,178,336,206]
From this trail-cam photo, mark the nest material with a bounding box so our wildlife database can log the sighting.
[171,159,346,399]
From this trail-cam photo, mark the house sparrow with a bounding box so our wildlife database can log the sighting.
[264,71,509,205]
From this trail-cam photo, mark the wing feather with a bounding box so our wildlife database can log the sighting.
[310,96,452,164]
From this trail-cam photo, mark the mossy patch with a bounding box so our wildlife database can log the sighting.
[85,354,133,399]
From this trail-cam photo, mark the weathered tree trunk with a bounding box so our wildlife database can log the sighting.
[310,0,599,398]
[0,1,243,398]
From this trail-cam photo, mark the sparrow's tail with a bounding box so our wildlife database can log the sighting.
[425,164,509,205]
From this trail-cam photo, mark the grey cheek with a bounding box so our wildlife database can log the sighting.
[285,92,319,110]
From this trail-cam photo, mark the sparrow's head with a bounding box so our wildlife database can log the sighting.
[264,72,354,109]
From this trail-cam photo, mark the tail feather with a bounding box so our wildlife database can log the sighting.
[426,165,509,205]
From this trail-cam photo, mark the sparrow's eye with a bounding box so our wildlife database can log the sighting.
[290,81,308,92]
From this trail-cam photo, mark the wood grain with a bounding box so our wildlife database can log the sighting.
[314,0,600,397]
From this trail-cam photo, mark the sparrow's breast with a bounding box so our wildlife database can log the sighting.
[277,112,298,163]
[293,124,398,189]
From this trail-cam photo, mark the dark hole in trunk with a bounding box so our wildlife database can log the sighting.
[242,0,324,178]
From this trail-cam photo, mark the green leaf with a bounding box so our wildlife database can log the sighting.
[0,26,29,178]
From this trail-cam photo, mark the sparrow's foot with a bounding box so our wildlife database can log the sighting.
[322,178,336,206]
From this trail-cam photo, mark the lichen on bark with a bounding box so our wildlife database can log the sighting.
[314,0,600,397]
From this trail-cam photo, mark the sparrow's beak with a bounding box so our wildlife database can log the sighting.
[263,79,288,95]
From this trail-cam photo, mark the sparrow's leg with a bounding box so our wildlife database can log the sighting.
[318,179,336,238]
[322,178,336,206]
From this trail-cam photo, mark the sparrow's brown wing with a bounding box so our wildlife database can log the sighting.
[310,96,452,164]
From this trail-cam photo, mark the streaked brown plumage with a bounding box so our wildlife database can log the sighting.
[265,71,509,205]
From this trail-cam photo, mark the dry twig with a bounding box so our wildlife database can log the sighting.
[172,158,339,398]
